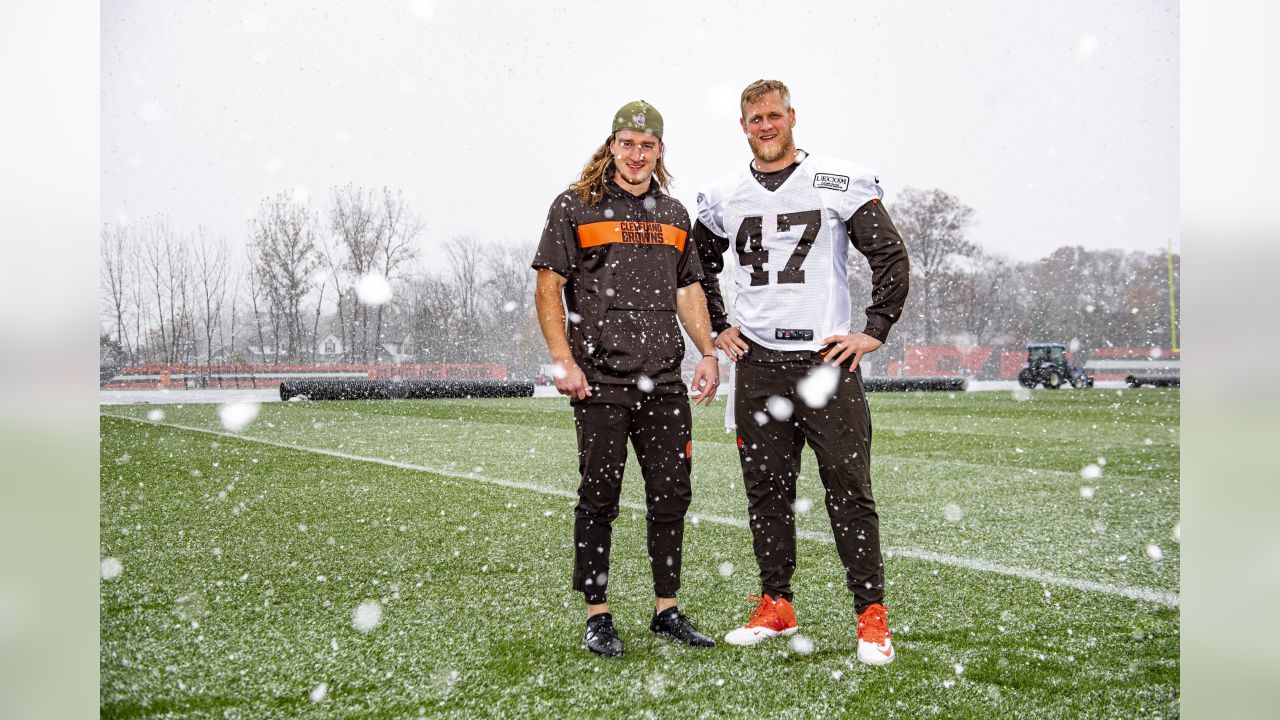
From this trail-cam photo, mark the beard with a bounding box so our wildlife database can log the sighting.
[748,126,795,164]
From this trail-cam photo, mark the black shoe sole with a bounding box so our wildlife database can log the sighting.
[651,629,715,648]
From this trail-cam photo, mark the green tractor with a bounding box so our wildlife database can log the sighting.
[1017,343,1094,389]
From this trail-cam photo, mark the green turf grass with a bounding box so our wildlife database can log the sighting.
[101,388,1178,718]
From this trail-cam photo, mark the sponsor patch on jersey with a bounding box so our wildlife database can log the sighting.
[812,173,850,192]
[775,328,814,341]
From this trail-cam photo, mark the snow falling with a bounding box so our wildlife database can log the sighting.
[796,364,839,409]
[217,402,260,432]
[355,274,393,306]
[766,395,794,421]
[352,600,383,633]
[93,6,1180,716]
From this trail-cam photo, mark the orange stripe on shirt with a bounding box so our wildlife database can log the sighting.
[577,221,687,252]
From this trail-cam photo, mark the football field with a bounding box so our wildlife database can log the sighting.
[100,389,1179,718]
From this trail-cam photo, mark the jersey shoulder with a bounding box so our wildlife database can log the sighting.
[799,153,883,217]
[695,169,751,237]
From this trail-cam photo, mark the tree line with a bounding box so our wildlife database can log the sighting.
[852,188,1180,374]
[100,184,1178,374]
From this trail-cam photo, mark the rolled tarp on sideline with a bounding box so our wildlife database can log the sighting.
[279,376,966,401]
[279,379,536,401]
[863,377,967,392]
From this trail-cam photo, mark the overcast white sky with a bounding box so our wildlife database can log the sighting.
[102,0,1178,264]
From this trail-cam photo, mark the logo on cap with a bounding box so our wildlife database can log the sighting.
[632,113,646,129]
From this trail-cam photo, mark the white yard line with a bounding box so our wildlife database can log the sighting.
[102,414,1180,608]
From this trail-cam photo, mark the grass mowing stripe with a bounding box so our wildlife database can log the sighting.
[103,413,1178,608]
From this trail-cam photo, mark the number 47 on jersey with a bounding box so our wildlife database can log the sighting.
[734,210,822,287]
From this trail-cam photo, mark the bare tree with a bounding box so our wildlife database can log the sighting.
[370,188,422,361]
[249,193,321,361]
[191,228,231,365]
[222,269,242,364]
[892,188,976,343]
[243,243,272,364]
[135,217,194,363]
[327,184,379,361]
[127,246,146,361]
[446,235,485,356]
[481,242,540,366]
[100,223,133,360]
[408,275,460,362]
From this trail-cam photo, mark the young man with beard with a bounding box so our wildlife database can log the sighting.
[533,100,720,657]
[694,80,910,665]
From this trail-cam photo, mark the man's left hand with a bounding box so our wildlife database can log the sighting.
[820,333,882,371]
[689,355,720,406]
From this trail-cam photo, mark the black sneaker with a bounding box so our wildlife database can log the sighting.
[584,613,624,657]
[650,607,716,648]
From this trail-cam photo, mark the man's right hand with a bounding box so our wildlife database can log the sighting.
[714,327,750,362]
[552,359,592,400]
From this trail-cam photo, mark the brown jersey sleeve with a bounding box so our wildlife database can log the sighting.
[531,192,578,278]
[691,218,733,333]
[847,199,910,343]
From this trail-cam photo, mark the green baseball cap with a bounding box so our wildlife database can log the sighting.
[612,100,663,140]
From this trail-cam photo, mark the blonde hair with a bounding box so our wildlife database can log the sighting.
[740,79,792,117]
[570,134,673,205]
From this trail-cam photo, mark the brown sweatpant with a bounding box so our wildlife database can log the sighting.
[734,340,885,613]
[571,383,693,604]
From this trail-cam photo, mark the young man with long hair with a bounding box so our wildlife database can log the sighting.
[694,80,911,665]
[533,100,720,657]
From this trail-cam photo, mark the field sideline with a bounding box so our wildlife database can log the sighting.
[100,389,1179,718]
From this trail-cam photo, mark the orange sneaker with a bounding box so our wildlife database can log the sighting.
[856,603,895,665]
[724,594,799,646]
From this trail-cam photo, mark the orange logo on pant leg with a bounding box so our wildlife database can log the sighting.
[685,440,693,458]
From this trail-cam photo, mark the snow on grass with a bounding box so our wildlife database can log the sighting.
[308,682,328,702]
[99,389,1179,717]
[789,635,815,655]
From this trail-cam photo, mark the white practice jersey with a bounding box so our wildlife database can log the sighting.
[696,152,882,351]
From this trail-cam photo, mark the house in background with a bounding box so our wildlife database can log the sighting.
[316,333,344,362]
